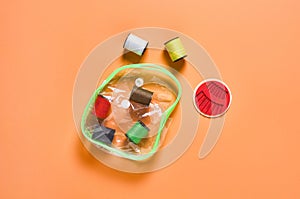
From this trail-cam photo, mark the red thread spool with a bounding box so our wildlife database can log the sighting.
[94,95,111,119]
[193,79,232,118]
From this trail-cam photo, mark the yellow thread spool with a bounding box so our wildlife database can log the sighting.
[164,37,187,62]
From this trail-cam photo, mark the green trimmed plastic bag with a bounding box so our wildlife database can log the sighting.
[81,63,182,161]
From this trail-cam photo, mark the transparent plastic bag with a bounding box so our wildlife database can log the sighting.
[81,63,182,161]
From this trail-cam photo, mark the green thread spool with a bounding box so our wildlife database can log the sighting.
[164,37,187,62]
[126,121,149,144]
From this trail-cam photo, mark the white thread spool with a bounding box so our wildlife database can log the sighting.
[123,33,148,56]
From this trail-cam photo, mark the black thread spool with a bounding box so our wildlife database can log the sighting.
[89,124,116,145]
[129,86,153,106]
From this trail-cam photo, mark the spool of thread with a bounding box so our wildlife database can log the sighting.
[126,121,149,144]
[94,95,111,119]
[129,86,153,106]
[164,37,187,62]
[89,124,116,145]
[123,33,148,56]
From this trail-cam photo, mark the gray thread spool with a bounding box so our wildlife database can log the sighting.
[89,124,116,145]
[129,86,153,106]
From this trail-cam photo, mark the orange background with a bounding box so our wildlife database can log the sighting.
[1,0,300,198]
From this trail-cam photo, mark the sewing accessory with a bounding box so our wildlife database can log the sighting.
[123,33,148,56]
[164,37,187,62]
[94,95,111,120]
[121,99,131,109]
[88,124,116,145]
[126,120,149,144]
[135,78,144,87]
[129,86,153,106]
[193,79,232,118]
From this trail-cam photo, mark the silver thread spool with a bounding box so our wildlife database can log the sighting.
[123,33,149,56]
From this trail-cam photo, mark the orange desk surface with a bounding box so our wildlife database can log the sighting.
[1,1,299,198]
